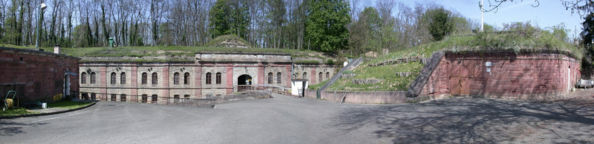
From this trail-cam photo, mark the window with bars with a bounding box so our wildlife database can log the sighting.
[277,72,282,84]
[152,72,158,85]
[142,72,147,84]
[120,72,126,84]
[216,72,222,84]
[184,72,190,85]
[268,72,273,84]
[206,72,212,84]
[111,72,116,85]
[81,72,87,84]
[90,72,96,84]
[173,72,180,85]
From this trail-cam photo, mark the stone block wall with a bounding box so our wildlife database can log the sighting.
[292,64,337,85]
[78,53,324,103]
[0,47,79,103]
[420,52,581,100]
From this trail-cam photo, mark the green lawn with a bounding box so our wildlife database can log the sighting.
[0,100,92,117]
[47,100,92,109]
[328,62,423,91]
[0,107,36,117]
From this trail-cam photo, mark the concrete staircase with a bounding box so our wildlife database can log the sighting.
[407,51,445,97]
[316,57,364,98]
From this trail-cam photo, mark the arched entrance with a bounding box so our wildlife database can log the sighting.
[238,74,252,92]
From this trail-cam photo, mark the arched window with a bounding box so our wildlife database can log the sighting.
[216,72,222,84]
[173,72,180,85]
[141,72,147,84]
[326,72,330,79]
[152,72,158,84]
[184,72,190,85]
[81,72,87,84]
[268,72,273,84]
[277,72,282,84]
[206,72,212,84]
[110,72,116,85]
[90,72,96,84]
[302,72,307,80]
[120,72,126,84]
[319,72,323,82]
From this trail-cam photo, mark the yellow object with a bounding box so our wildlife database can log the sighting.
[53,94,63,102]
[5,98,13,108]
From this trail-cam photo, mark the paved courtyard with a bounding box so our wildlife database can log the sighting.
[1,93,593,144]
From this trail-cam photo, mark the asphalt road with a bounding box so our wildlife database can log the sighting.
[1,93,593,144]
[0,94,385,144]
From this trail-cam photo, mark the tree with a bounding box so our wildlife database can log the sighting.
[581,13,593,77]
[305,0,351,53]
[424,8,453,41]
[349,7,381,53]
[266,0,286,48]
[210,0,250,39]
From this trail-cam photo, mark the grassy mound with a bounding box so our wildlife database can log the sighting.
[330,30,581,91]
[205,34,253,48]
[0,44,330,62]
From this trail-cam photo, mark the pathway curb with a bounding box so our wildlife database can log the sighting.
[0,102,97,119]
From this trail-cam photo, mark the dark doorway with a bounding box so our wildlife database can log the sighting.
[141,94,148,103]
[238,74,252,92]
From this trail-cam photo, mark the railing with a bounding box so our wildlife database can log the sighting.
[317,57,364,98]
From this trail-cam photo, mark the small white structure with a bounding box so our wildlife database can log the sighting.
[53,45,60,54]
[291,79,309,97]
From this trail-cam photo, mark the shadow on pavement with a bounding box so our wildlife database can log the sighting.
[336,98,594,143]
[0,121,47,136]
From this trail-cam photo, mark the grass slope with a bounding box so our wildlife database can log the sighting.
[331,31,581,91]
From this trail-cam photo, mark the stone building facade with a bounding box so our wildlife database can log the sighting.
[79,53,337,104]
[0,47,79,104]
[418,52,581,100]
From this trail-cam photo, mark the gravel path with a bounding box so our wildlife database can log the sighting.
[1,93,593,144]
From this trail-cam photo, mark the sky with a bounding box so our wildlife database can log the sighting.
[363,0,585,39]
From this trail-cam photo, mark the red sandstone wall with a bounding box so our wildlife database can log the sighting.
[421,53,580,99]
[0,48,79,103]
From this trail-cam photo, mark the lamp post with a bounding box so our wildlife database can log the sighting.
[35,2,47,51]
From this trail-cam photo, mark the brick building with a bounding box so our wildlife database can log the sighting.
[415,51,581,100]
[79,52,336,104]
[0,47,79,104]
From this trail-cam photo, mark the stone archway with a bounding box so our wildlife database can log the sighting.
[238,74,252,92]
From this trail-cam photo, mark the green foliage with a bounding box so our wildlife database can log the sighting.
[325,59,335,65]
[329,62,423,91]
[73,24,93,47]
[581,13,594,77]
[424,8,454,41]
[305,0,351,53]
[48,100,91,109]
[209,0,250,39]
[349,7,382,54]
[0,107,34,117]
